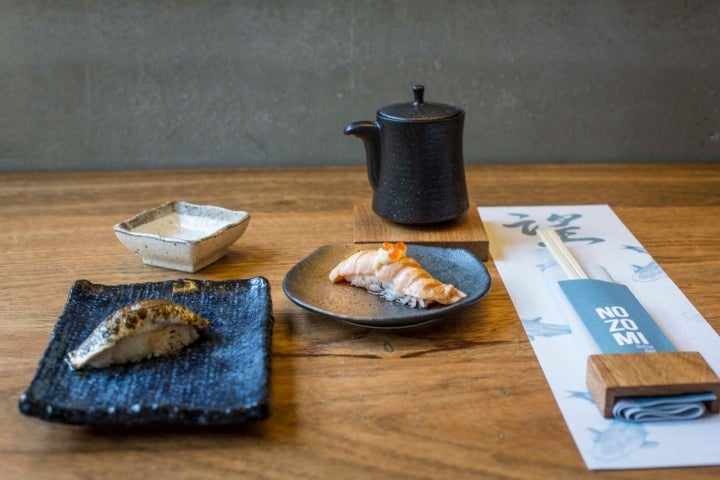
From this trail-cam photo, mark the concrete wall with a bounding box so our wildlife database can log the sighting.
[2,0,719,171]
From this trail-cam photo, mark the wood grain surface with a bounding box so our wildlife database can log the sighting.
[1,163,719,479]
[353,202,490,260]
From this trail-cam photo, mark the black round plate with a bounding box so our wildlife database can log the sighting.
[283,244,491,328]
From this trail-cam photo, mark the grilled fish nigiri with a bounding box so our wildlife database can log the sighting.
[329,242,466,308]
[67,300,209,370]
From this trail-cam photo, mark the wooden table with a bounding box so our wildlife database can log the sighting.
[1,163,719,479]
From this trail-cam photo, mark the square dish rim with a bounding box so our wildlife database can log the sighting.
[113,200,251,246]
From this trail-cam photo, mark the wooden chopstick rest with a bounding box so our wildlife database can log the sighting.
[586,351,720,418]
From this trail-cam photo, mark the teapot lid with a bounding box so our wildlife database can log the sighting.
[378,85,462,122]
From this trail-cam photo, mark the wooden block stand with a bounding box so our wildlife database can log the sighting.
[586,351,720,418]
[353,202,489,261]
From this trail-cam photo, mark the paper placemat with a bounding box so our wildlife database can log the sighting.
[478,205,720,470]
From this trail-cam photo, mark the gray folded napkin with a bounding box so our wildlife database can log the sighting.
[613,392,717,422]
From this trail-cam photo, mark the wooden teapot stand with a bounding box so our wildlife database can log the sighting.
[352,202,489,261]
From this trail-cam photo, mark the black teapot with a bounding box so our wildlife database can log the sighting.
[344,85,469,225]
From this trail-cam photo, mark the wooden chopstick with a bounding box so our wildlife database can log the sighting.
[537,228,589,280]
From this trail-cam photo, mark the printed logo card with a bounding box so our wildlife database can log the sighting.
[558,279,676,354]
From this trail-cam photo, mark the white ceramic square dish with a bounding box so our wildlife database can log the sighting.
[114,201,250,272]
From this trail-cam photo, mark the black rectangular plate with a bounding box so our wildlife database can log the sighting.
[19,277,273,426]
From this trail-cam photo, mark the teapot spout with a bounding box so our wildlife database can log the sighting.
[344,121,381,189]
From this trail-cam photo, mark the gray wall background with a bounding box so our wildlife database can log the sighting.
[2,0,719,171]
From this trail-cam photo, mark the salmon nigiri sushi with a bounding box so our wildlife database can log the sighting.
[67,300,209,369]
[329,242,466,308]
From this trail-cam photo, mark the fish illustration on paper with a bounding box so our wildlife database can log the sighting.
[622,245,648,254]
[521,317,571,340]
[535,260,557,272]
[566,390,594,403]
[682,310,705,323]
[568,390,660,461]
[631,261,667,282]
[589,421,658,461]
[622,245,668,282]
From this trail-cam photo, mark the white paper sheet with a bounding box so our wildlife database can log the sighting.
[478,205,720,470]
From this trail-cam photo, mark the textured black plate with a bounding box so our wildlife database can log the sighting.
[19,277,273,426]
[283,244,491,328]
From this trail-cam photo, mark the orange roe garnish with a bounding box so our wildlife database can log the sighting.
[382,241,407,261]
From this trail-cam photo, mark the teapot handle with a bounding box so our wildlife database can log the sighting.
[344,121,381,190]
